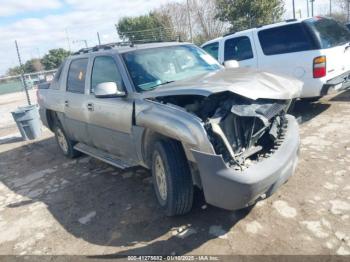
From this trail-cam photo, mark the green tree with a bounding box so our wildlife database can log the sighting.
[24,59,44,73]
[215,0,285,31]
[6,66,22,76]
[116,12,173,42]
[41,48,71,70]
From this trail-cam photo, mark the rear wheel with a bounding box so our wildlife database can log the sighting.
[54,123,80,158]
[151,139,193,216]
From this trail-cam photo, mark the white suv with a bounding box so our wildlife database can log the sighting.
[202,17,350,98]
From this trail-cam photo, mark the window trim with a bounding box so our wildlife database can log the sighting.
[66,58,89,94]
[223,36,254,62]
[90,55,125,94]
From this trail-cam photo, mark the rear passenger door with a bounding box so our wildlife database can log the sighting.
[63,58,90,144]
[86,55,137,162]
[221,34,258,68]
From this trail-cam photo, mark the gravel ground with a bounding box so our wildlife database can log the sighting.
[0,90,349,256]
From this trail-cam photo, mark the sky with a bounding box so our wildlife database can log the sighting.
[0,0,342,75]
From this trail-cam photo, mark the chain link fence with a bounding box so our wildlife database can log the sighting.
[0,70,56,95]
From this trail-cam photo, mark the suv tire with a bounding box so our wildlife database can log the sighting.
[151,139,193,216]
[54,122,80,158]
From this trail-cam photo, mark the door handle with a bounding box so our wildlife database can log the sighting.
[87,103,94,111]
[64,100,69,107]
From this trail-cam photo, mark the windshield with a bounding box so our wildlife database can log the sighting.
[304,17,350,49]
[122,45,222,91]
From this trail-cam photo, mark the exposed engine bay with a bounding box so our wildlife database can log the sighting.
[153,92,291,170]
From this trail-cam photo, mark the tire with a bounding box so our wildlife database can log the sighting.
[151,139,193,216]
[54,122,80,158]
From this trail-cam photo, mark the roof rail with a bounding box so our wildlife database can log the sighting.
[72,41,133,55]
[223,31,235,37]
[285,19,297,22]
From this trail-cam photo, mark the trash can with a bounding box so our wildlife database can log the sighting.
[11,105,42,140]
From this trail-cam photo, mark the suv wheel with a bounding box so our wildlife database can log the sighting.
[151,139,193,216]
[54,123,80,158]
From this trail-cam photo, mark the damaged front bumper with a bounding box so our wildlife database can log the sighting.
[191,114,299,211]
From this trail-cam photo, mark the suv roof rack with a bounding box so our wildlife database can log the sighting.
[72,37,181,56]
[223,31,235,37]
[285,19,298,22]
[72,42,133,55]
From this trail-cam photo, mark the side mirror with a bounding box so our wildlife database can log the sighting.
[224,60,240,69]
[94,82,126,98]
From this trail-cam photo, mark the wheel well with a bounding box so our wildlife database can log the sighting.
[141,129,202,188]
[142,130,168,168]
[46,110,58,131]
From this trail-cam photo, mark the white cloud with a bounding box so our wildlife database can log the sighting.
[0,0,178,74]
[0,0,62,17]
[0,0,345,75]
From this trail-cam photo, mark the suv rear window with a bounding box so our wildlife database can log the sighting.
[258,23,314,55]
[304,18,350,49]
[67,58,88,93]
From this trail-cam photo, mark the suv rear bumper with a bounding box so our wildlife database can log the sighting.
[321,70,350,96]
[191,114,299,211]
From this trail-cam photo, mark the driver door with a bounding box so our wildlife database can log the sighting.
[85,55,137,163]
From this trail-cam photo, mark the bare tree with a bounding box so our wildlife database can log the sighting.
[155,0,228,44]
[156,2,191,41]
[191,0,228,40]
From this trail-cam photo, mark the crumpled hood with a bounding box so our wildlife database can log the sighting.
[141,68,302,100]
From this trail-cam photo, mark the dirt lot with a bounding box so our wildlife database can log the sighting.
[0,90,349,256]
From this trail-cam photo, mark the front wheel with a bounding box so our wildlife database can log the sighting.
[54,123,80,158]
[151,139,193,216]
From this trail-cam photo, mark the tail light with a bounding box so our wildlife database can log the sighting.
[313,56,326,78]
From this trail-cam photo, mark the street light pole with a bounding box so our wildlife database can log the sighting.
[97,32,101,45]
[186,0,193,43]
[329,0,332,16]
[307,0,310,17]
[311,0,314,17]
[292,0,296,19]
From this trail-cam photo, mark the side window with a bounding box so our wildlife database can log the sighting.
[258,24,313,55]
[202,42,219,60]
[224,36,253,61]
[67,58,88,93]
[91,56,124,92]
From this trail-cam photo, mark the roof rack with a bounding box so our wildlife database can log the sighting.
[285,19,298,22]
[71,37,182,56]
[223,31,235,37]
[72,42,134,55]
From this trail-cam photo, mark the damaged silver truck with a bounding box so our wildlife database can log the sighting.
[38,42,301,216]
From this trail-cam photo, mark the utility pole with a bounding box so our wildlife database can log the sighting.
[73,40,88,48]
[311,0,314,17]
[15,40,31,106]
[186,0,193,43]
[65,28,71,52]
[348,0,350,22]
[329,0,332,16]
[307,0,310,17]
[292,0,296,19]
[97,32,101,45]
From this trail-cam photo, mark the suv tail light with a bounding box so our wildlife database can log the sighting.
[313,56,326,78]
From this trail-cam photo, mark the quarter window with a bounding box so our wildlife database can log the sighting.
[224,36,254,61]
[91,56,124,92]
[258,24,314,55]
[202,42,219,60]
[67,58,88,93]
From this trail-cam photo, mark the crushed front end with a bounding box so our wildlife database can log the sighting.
[190,93,300,210]
[153,92,300,210]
